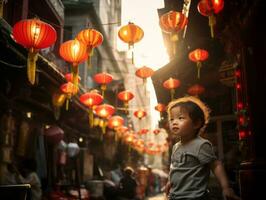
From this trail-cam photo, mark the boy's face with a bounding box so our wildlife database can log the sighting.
[168,106,198,138]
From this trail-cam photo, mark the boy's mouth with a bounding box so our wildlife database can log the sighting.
[172,127,179,132]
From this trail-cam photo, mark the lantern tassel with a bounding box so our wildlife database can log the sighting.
[170,89,175,100]
[196,62,202,79]
[87,48,93,68]
[53,106,61,120]
[208,15,216,38]
[65,99,69,111]
[27,51,38,85]
[0,0,4,18]
[89,109,94,128]
[72,66,79,89]
[101,122,107,134]
[101,84,106,98]
[143,79,147,96]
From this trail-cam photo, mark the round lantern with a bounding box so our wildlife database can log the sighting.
[189,48,209,79]
[59,39,88,87]
[118,22,144,64]
[117,90,134,113]
[12,18,57,85]
[163,78,180,100]
[108,115,124,130]
[159,10,188,41]
[187,84,205,96]
[155,103,166,120]
[135,66,154,93]
[65,73,81,83]
[134,110,147,120]
[67,143,80,157]
[198,0,224,38]
[93,72,113,97]
[52,92,67,120]
[80,92,103,127]
[95,104,115,134]
[44,126,64,145]
[160,10,188,55]
[76,28,103,66]
[60,82,79,110]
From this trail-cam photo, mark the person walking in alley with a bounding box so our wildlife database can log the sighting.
[16,159,42,200]
[118,166,138,200]
[165,96,241,200]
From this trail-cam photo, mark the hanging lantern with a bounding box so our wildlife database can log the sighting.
[159,10,188,41]
[12,18,57,85]
[159,10,188,55]
[60,82,79,110]
[117,90,134,114]
[187,84,205,96]
[93,72,113,97]
[134,110,147,120]
[135,66,154,84]
[52,92,67,120]
[155,103,166,120]
[65,73,81,83]
[59,39,87,87]
[80,92,103,127]
[118,22,144,64]
[189,48,209,79]
[76,28,103,67]
[44,126,64,145]
[153,129,161,135]
[95,104,115,134]
[108,115,124,129]
[198,0,224,38]
[163,78,180,100]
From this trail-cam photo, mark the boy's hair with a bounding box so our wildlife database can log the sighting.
[167,96,210,134]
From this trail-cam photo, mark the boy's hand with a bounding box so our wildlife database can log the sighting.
[164,181,171,196]
[223,187,241,200]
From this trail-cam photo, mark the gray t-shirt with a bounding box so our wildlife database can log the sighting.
[169,136,217,199]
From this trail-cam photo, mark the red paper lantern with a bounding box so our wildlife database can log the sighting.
[135,66,154,80]
[198,0,224,38]
[187,84,205,96]
[12,18,57,85]
[108,115,124,129]
[159,11,188,55]
[153,129,160,135]
[76,28,103,66]
[117,90,134,113]
[155,103,166,119]
[134,110,147,120]
[135,66,154,85]
[80,92,103,127]
[60,82,79,110]
[155,103,166,112]
[95,104,115,118]
[163,78,180,100]
[93,72,113,97]
[189,49,209,79]
[118,22,144,64]
[44,126,64,145]
[59,39,88,86]
[159,10,188,41]
[65,73,81,83]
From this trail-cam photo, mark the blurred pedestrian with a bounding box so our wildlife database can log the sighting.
[16,159,42,200]
[118,166,138,200]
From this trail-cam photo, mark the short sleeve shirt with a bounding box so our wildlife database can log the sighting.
[169,136,217,199]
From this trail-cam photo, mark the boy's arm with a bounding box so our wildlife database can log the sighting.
[211,160,241,200]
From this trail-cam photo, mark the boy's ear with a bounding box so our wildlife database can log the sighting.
[193,119,203,129]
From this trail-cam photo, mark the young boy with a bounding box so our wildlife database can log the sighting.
[165,96,240,200]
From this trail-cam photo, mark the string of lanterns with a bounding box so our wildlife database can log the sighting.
[9,0,226,153]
